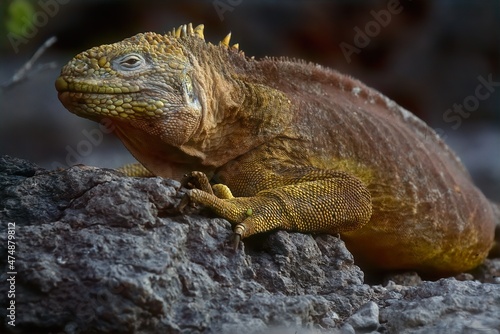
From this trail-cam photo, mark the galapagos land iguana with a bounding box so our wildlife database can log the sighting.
[55,23,497,277]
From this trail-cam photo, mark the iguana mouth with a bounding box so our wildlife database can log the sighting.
[55,76,140,95]
[57,90,166,122]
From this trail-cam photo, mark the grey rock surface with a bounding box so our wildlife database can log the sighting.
[378,280,500,334]
[0,155,499,334]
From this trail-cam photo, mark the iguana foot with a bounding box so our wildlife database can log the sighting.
[180,172,246,248]
[180,171,265,246]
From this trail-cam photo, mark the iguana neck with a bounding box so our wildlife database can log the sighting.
[179,40,293,167]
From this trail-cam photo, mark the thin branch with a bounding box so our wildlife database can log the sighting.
[1,36,58,90]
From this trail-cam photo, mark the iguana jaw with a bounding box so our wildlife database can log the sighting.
[56,77,210,177]
[55,87,164,122]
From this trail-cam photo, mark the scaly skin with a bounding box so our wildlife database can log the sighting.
[56,23,496,276]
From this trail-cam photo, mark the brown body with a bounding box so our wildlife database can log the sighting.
[258,60,494,273]
[56,24,496,276]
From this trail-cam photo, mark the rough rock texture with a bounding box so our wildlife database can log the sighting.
[1,155,499,334]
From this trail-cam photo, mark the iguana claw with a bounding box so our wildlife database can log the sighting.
[232,224,245,250]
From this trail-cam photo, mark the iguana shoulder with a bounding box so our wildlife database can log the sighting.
[56,23,496,277]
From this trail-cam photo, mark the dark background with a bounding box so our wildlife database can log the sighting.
[0,0,499,200]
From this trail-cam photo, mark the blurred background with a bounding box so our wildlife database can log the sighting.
[0,0,499,200]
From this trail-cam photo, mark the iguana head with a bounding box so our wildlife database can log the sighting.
[56,23,291,178]
[56,24,213,144]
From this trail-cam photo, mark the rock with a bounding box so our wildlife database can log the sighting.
[1,155,499,333]
[382,272,422,287]
[0,155,371,333]
[343,301,380,333]
[378,279,500,333]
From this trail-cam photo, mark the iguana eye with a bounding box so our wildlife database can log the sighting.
[116,54,145,70]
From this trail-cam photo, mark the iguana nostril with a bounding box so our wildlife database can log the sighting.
[74,60,88,73]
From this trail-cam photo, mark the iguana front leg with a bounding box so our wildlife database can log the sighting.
[183,169,372,246]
